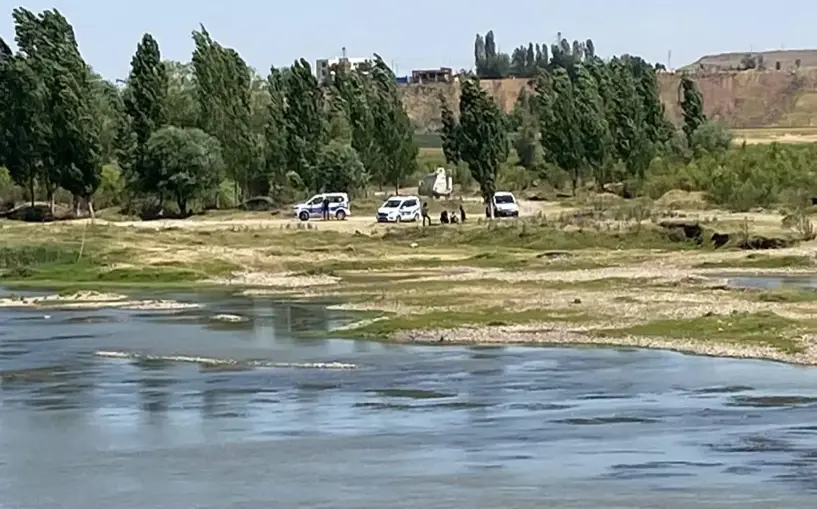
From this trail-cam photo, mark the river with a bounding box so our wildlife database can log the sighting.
[2,289,817,508]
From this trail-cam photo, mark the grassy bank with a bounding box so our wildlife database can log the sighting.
[2,207,817,364]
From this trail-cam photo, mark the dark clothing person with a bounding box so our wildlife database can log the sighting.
[440,210,449,224]
[422,202,431,226]
[450,212,459,224]
[459,204,466,223]
[322,197,330,220]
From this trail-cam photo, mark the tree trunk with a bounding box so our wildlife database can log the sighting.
[87,197,95,221]
[73,195,81,217]
[28,177,35,207]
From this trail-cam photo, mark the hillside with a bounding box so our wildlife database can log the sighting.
[682,49,817,72]
[400,69,817,132]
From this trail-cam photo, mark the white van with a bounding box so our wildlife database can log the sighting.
[490,191,520,218]
[293,192,351,221]
[376,195,421,223]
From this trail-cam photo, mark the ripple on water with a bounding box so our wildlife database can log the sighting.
[61,315,121,325]
[727,395,817,408]
[709,435,795,454]
[693,385,755,395]
[554,416,661,425]
[604,460,723,480]
[372,388,456,399]
[504,402,574,411]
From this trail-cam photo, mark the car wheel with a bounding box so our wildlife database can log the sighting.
[336,210,347,220]
[298,211,309,222]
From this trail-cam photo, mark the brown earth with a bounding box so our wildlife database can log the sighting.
[401,69,817,132]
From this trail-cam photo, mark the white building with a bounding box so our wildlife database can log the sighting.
[315,57,370,83]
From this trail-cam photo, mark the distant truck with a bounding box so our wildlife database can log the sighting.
[418,167,453,199]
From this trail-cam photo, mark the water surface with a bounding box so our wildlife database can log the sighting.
[2,290,817,508]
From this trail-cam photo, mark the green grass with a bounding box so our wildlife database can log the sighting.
[336,307,596,339]
[695,254,815,269]
[598,311,808,354]
[747,288,817,303]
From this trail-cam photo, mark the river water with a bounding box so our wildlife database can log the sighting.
[2,289,817,508]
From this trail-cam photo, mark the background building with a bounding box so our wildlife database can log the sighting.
[315,56,369,84]
[410,67,454,84]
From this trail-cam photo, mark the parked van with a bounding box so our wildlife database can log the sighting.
[376,195,421,223]
[293,192,351,221]
[488,191,520,218]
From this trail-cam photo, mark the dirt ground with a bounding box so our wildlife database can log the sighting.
[67,198,565,234]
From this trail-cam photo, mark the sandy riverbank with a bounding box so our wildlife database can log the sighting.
[0,291,201,311]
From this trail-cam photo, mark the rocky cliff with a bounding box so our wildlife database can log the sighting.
[400,70,817,132]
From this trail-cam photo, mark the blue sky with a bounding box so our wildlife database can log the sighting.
[1,0,815,80]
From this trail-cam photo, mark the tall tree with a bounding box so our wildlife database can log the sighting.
[283,58,326,193]
[607,57,652,181]
[330,61,379,181]
[439,93,460,165]
[192,27,255,200]
[164,61,199,128]
[536,68,583,192]
[573,63,612,187]
[458,78,508,217]
[13,8,101,214]
[263,66,288,198]
[124,34,167,153]
[1,53,47,204]
[624,55,673,146]
[369,55,417,193]
[680,74,706,142]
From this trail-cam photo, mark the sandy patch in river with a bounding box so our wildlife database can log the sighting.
[0,291,200,311]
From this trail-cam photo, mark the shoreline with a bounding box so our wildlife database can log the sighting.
[3,216,817,367]
[2,273,817,366]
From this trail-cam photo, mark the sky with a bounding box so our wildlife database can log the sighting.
[1,0,816,80]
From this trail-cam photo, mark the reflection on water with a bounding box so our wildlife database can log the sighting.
[724,274,817,290]
[2,290,817,507]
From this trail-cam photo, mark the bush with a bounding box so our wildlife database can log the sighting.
[644,142,817,211]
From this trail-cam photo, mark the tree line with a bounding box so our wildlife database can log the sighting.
[443,36,718,210]
[474,30,665,80]
[0,8,417,217]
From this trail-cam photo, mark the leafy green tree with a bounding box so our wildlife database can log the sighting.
[144,126,224,216]
[458,78,509,217]
[316,141,369,195]
[369,55,418,193]
[573,63,612,187]
[90,75,126,166]
[439,93,460,164]
[624,55,673,146]
[330,62,379,179]
[192,28,256,200]
[13,8,102,214]
[263,66,288,198]
[0,37,12,169]
[680,74,706,142]
[608,57,652,181]
[0,54,46,204]
[123,34,167,153]
[283,58,326,193]
[164,61,199,128]
[536,68,583,192]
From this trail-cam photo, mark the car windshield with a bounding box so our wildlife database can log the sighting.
[383,199,402,208]
[495,194,515,204]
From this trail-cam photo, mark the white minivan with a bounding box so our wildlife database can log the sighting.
[376,195,421,223]
[489,191,520,218]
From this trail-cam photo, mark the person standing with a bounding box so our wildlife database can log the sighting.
[322,195,330,221]
[422,201,431,226]
[459,204,466,223]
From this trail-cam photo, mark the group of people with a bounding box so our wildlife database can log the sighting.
[421,202,466,227]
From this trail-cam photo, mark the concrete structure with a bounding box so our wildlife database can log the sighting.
[315,57,370,83]
[411,67,454,84]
